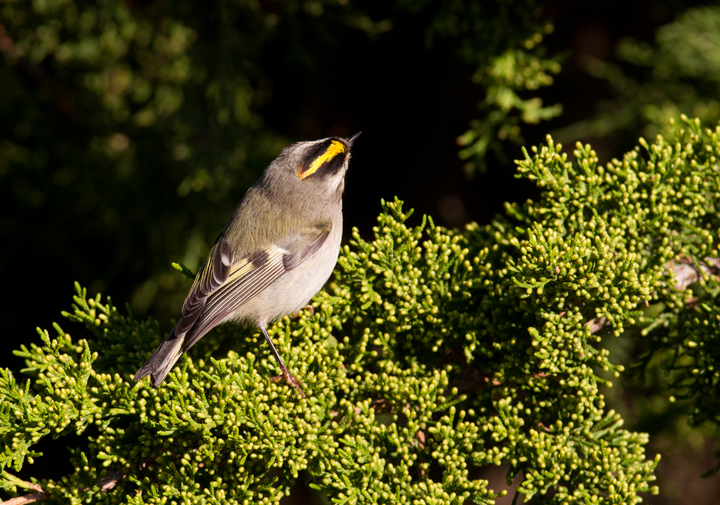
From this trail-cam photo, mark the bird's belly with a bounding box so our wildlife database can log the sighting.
[236,221,342,326]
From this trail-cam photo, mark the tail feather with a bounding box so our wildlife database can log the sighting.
[134,328,186,387]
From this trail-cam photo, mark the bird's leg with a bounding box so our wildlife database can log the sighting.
[260,326,306,399]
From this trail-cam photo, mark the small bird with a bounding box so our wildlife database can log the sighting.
[134,133,360,398]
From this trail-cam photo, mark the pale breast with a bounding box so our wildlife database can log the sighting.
[234,216,343,326]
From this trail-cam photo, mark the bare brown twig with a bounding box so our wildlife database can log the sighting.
[585,316,609,334]
[1,469,126,505]
[79,469,125,493]
[670,257,720,291]
[582,257,720,335]
[0,481,49,505]
[1,491,50,505]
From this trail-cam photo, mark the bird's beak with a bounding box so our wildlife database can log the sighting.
[346,131,362,147]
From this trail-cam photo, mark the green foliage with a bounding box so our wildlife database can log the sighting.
[22,112,720,502]
[457,27,563,175]
[18,116,720,502]
[509,115,720,434]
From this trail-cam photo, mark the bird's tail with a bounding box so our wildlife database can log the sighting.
[133,328,186,388]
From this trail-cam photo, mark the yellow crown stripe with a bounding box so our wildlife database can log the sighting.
[298,140,345,179]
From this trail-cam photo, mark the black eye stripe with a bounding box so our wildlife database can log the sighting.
[297,139,347,180]
[304,140,334,165]
[310,154,345,179]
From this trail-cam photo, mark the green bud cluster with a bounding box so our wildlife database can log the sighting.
[6,116,720,503]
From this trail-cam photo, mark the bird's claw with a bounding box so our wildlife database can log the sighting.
[271,368,307,399]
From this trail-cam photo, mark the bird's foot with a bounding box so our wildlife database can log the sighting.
[271,367,307,399]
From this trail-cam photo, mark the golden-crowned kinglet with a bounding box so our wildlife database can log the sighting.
[134,133,361,398]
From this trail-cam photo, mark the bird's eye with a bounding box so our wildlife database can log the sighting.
[297,140,346,180]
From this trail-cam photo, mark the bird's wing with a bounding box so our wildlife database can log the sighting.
[177,221,332,350]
